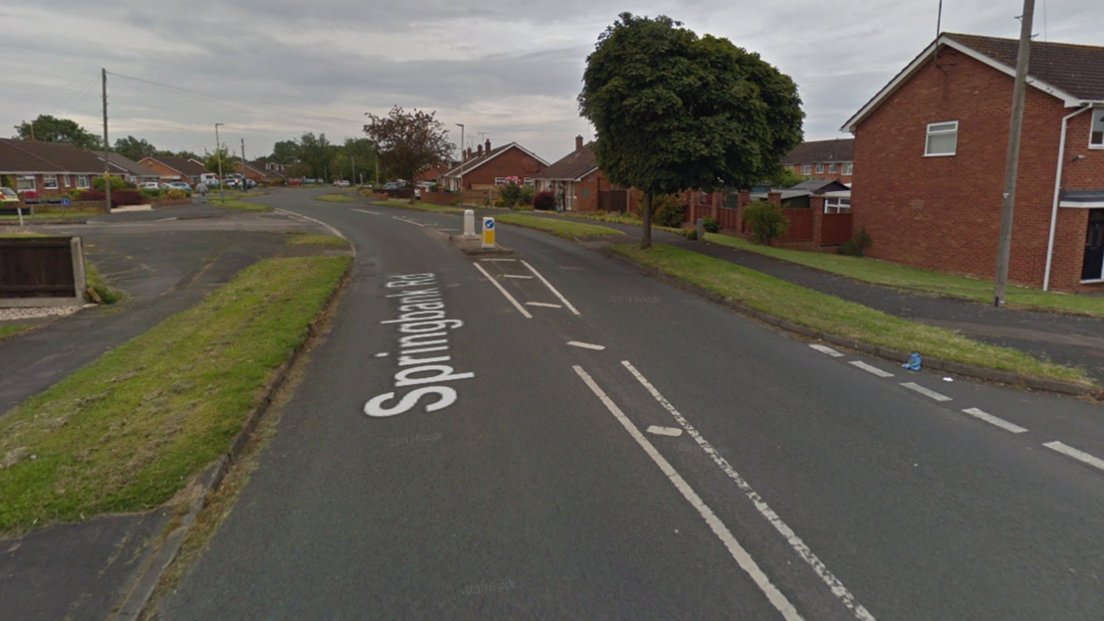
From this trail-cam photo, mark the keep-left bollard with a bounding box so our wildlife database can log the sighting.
[482,217,496,249]
[463,210,476,237]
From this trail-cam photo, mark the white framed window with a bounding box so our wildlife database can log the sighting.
[828,163,837,173]
[43,175,59,190]
[815,163,825,174]
[63,175,71,187]
[824,197,852,214]
[802,164,812,175]
[16,176,35,192]
[1091,108,1104,147]
[494,177,506,185]
[925,121,958,156]
[524,178,534,186]
[76,175,90,189]
[842,162,853,175]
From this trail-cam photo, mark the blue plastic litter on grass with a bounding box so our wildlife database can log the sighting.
[903,352,922,372]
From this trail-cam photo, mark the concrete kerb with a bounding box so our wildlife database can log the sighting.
[108,256,356,621]
[601,248,1097,398]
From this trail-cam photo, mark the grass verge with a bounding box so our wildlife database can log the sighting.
[0,211,102,222]
[286,234,348,247]
[85,260,124,304]
[703,233,1104,317]
[0,255,351,534]
[496,214,624,240]
[614,244,1091,386]
[315,194,356,203]
[214,199,271,212]
[0,325,29,341]
[378,199,466,215]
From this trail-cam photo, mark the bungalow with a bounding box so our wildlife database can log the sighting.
[139,155,212,185]
[842,32,1104,292]
[98,153,161,185]
[0,138,105,196]
[532,137,622,212]
[781,139,854,185]
[439,140,548,191]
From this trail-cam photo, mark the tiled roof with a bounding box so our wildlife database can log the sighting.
[533,142,598,181]
[782,139,854,165]
[945,33,1104,102]
[0,139,105,173]
[101,153,160,177]
[146,155,211,176]
[0,140,65,174]
[441,143,549,177]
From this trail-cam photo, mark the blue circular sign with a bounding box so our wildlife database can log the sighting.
[485,220,495,229]
[62,198,71,206]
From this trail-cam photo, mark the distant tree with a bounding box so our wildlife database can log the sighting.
[114,135,157,162]
[364,106,452,203]
[14,114,101,151]
[342,137,377,184]
[298,132,335,179]
[202,146,239,176]
[270,139,301,165]
[772,168,806,188]
[579,13,804,248]
[154,149,201,161]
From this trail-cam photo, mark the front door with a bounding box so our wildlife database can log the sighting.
[1083,209,1104,281]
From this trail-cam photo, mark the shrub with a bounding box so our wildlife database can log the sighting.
[533,191,555,211]
[20,190,39,199]
[499,182,523,208]
[429,183,440,192]
[519,185,536,206]
[165,189,189,199]
[93,176,135,192]
[493,198,507,208]
[140,188,163,198]
[839,227,873,257]
[702,217,720,234]
[111,189,146,206]
[741,199,789,245]
[686,227,698,241]
[77,189,106,201]
[652,194,686,228]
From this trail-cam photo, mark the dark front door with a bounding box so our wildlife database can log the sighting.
[1084,209,1104,281]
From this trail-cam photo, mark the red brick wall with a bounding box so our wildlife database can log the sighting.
[573,170,609,212]
[852,46,1104,291]
[450,147,544,189]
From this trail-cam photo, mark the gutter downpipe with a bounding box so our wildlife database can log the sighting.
[1043,104,1091,291]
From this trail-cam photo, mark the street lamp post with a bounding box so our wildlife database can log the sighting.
[214,123,225,204]
[456,123,464,205]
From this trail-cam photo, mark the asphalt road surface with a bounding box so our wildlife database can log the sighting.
[161,190,1104,620]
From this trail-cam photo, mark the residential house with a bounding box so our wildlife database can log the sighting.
[234,161,273,184]
[98,153,161,185]
[439,140,548,191]
[139,155,212,185]
[752,179,851,211]
[532,137,623,212]
[781,139,854,184]
[0,138,106,196]
[842,32,1104,292]
[415,162,457,184]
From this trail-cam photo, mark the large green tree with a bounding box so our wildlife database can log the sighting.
[202,145,239,176]
[579,13,804,248]
[114,135,157,162]
[298,132,334,180]
[270,139,301,165]
[14,114,102,150]
[364,107,451,202]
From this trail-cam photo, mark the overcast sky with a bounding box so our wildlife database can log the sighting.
[2,0,1099,163]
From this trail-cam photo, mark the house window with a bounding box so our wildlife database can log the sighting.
[925,121,958,156]
[494,177,506,185]
[77,175,90,189]
[842,162,853,175]
[815,163,824,174]
[1091,108,1104,147]
[828,163,837,174]
[825,197,852,214]
[524,178,534,186]
[63,175,71,187]
[802,164,812,175]
[16,176,35,192]
[43,175,59,190]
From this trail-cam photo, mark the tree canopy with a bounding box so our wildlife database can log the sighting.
[114,135,158,162]
[14,115,102,151]
[579,13,804,247]
[364,106,452,200]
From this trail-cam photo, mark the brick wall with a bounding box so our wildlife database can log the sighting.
[572,170,609,212]
[852,46,1104,292]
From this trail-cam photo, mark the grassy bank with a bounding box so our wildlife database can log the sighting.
[614,245,1091,386]
[0,211,103,222]
[704,233,1104,317]
[0,255,351,534]
[214,198,271,212]
[378,199,466,215]
[497,214,624,240]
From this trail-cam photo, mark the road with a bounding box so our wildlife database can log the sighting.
[161,189,1104,620]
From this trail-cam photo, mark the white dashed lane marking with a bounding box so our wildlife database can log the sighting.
[1043,441,1104,473]
[646,426,684,437]
[567,341,605,351]
[961,408,1027,434]
[900,382,953,402]
[808,344,845,358]
[849,360,895,378]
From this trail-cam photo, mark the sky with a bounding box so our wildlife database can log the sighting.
[2,0,1099,164]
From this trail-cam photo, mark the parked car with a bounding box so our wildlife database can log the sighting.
[167,182,192,192]
[288,178,304,186]
[382,181,405,191]
[138,182,160,190]
[0,187,19,203]
[338,180,351,187]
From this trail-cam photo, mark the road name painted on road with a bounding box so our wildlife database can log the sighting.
[364,273,475,417]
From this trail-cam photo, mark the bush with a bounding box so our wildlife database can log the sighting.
[93,176,135,192]
[77,190,105,201]
[499,182,523,208]
[140,188,163,198]
[493,198,507,208]
[533,191,555,211]
[20,190,39,199]
[429,183,440,192]
[741,199,789,245]
[652,194,686,228]
[165,189,189,199]
[519,185,536,206]
[702,217,720,234]
[686,228,698,241]
[111,189,146,206]
[839,227,873,257]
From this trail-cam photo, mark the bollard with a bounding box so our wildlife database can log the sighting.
[482,217,496,249]
[696,218,704,242]
[463,210,476,237]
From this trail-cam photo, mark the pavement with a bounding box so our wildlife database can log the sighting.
[144,190,1104,620]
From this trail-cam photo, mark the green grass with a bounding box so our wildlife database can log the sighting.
[704,233,1104,317]
[0,211,102,222]
[286,234,349,247]
[0,325,29,340]
[378,199,466,214]
[214,199,271,212]
[614,244,1091,386]
[0,256,351,534]
[315,194,357,203]
[496,214,624,240]
[84,261,124,304]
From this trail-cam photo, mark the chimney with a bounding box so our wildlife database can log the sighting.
[576,135,584,152]
[467,147,473,159]
[477,144,484,157]
[485,139,491,153]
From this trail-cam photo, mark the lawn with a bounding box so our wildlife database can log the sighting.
[0,325,29,340]
[378,199,466,214]
[286,234,349,247]
[0,255,351,534]
[213,198,271,212]
[496,213,624,240]
[315,194,357,203]
[614,244,1091,386]
[703,233,1104,317]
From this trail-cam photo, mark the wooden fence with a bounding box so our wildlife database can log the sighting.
[821,213,854,246]
[0,237,86,307]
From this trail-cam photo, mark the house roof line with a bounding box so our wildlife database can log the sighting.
[441,142,550,177]
[536,166,601,182]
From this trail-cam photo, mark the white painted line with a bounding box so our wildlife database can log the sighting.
[503,275,533,279]
[567,341,606,351]
[808,344,844,358]
[646,425,684,437]
[849,360,894,378]
[521,260,580,316]
[961,408,1027,434]
[573,366,803,621]
[352,208,383,215]
[622,360,875,621]
[525,302,562,309]
[1043,441,1104,473]
[900,382,952,402]
[274,208,347,241]
[473,263,532,319]
[480,258,517,262]
[392,216,426,227]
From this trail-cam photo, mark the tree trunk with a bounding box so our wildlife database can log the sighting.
[409,169,417,204]
[641,191,653,249]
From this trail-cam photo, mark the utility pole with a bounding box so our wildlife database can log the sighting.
[102,68,112,211]
[215,123,225,204]
[456,123,465,201]
[241,137,248,193]
[350,155,355,184]
[994,0,1036,307]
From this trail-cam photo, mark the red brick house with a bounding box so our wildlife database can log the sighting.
[415,162,457,184]
[0,139,107,196]
[440,140,547,191]
[782,139,854,185]
[533,137,624,212]
[139,155,211,184]
[843,33,1104,292]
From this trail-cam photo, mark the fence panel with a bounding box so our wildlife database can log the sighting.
[716,207,741,231]
[821,213,853,246]
[0,237,77,300]
[781,209,813,242]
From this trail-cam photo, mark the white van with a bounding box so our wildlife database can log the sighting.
[199,173,220,187]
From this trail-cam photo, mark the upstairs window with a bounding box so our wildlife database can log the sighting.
[925,121,958,156]
[842,162,853,175]
[1091,108,1104,147]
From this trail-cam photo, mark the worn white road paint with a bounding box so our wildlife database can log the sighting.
[622,360,876,621]
[567,341,606,351]
[503,275,533,279]
[573,366,804,621]
[275,208,347,241]
[525,302,563,309]
[521,260,580,316]
[473,263,532,319]
[849,361,894,378]
[392,216,426,227]
[1043,441,1104,473]
[808,344,845,358]
[480,258,517,262]
[961,408,1027,434]
[646,425,684,437]
[900,382,952,402]
[375,352,390,358]
[352,209,383,215]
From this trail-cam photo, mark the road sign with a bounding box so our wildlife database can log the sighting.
[62,198,71,206]
[482,217,496,249]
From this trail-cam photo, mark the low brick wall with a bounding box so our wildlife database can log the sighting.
[420,191,460,206]
[24,201,109,214]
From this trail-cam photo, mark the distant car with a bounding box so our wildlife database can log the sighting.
[288,178,303,186]
[0,187,19,203]
[382,181,404,190]
[138,182,160,190]
[167,182,192,192]
[338,180,351,187]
